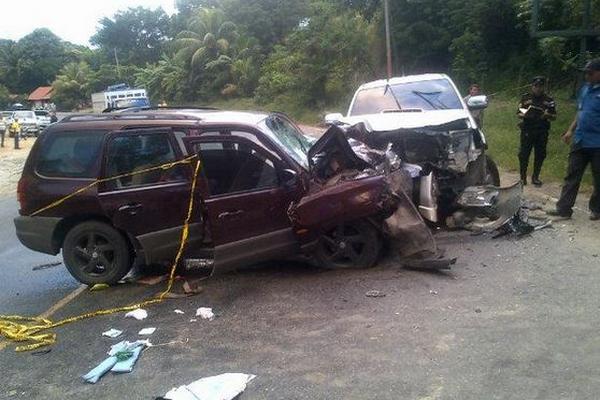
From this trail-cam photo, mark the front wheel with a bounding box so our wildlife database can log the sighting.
[63,221,132,285]
[314,220,381,269]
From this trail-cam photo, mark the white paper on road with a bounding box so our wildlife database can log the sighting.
[196,307,214,320]
[138,327,156,336]
[102,328,123,338]
[174,309,185,314]
[125,308,148,320]
[163,373,256,400]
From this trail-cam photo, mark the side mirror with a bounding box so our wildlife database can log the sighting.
[280,168,298,188]
[467,95,488,110]
[324,113,344,125]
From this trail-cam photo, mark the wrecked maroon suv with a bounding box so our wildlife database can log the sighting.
[14,110,446,285]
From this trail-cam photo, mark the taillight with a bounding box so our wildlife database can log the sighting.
[17,176,28,211]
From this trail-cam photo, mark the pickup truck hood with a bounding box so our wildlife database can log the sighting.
[340,109,471,131]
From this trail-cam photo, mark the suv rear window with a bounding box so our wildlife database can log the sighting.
[104,132,186,189]
[36,131,105,178]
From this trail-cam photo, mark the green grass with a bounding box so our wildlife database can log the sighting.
[484,92,592,188]
[205,94,592,188]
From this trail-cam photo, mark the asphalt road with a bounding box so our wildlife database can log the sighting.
[1,132,599,399]
[0,196,79,317]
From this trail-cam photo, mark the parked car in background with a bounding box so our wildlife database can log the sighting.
[34,109,52,129]
[14,109,449,285]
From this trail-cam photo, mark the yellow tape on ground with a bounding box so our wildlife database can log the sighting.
[0,156,202,352]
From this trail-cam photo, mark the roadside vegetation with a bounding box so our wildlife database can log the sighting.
[0,0,598,185]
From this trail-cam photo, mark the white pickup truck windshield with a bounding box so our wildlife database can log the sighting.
[350,79,463,115]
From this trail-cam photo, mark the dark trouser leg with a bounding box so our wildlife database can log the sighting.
[532,130,548,179]
[556,146,589,214]
[0,131,4,147]
[518,130,534,180]
[589,148,600,214]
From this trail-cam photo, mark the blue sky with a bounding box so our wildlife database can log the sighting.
[0,0,177,46]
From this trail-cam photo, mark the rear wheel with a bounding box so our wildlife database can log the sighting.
[63,221,132,285]
[314,220,381,269]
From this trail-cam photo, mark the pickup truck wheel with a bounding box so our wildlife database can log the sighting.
[484,155,500,186]
[63,221,132,285]
[315,220,381,269]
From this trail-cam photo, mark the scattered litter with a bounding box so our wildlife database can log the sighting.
[569,237,575,242]
[102,328,123,338]
[475,308,482,313]
[174,309,185,314]
[161,373,256,400]
[32,261,61,271]
[82,340,149,383]
[89,283,110,291]
[365,290,386,298]
[429,290,438,295]
[138,327,156,336]
[196,307,215,320]
[125,309,148,320]
[183,279,204,295]
[7,390,17,397]
[189,319,197,322]
[31,348,52,356]
[136,275,167,286]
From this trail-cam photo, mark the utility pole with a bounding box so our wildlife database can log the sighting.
[384,0,393,79]
[114,48,121,79]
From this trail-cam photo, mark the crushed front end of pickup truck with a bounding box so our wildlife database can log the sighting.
[340,120,534,234]
[288,126,455,269]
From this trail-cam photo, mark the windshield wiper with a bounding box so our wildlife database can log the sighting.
[412,90,449,110]
[384,83,402,111]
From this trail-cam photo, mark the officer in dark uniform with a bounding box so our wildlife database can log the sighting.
[517,76,557,186]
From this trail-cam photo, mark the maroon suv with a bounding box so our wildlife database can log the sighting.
[15,110,443,285]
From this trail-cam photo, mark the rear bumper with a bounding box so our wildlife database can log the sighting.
[14,216,61,255]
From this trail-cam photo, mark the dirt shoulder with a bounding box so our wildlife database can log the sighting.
[0,139,36,197]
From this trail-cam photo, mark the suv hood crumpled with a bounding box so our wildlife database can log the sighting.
[288,126,454,268]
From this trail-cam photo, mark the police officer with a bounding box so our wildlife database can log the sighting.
[517,76,557,186]
[547,58,600,221]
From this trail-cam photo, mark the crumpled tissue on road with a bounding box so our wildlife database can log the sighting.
[161,373,256,400]
[102,328,123,338]
[196,307,215,321]
[82,340,150,383]
[125,308,148,320]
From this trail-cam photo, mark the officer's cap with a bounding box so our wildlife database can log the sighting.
[582,58,600,72]
[531,76,546,86]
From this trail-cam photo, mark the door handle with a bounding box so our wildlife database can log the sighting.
[118,203,143,215]
[217,210,244,220]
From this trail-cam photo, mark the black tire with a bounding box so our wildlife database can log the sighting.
[484,155,501,186]
[314,220,381,269]
[63,221,132,285]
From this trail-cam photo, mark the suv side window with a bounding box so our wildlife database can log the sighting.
[36,131,105,178]
[194,140,278,196]
[105,132,186,190]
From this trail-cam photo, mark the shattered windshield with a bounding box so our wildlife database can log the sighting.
[260,115,311,169]
[349,78,463,115]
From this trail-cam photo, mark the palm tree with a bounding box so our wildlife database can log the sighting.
[174,8,238,71]
[52,62,92,109]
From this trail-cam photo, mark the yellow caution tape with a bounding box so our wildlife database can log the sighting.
[0,156,202,352]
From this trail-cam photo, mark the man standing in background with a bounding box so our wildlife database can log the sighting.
[464,84,484,128]
[547,59,600,221]
[517,76,556,186]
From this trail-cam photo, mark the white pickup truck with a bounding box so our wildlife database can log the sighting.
[324,74,519,230]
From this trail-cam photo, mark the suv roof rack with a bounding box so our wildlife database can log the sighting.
[60,112,200,123]
[104,105,220,113]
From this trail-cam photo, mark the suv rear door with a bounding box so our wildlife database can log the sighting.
[98,127,203,265]
[185,132,300,272]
